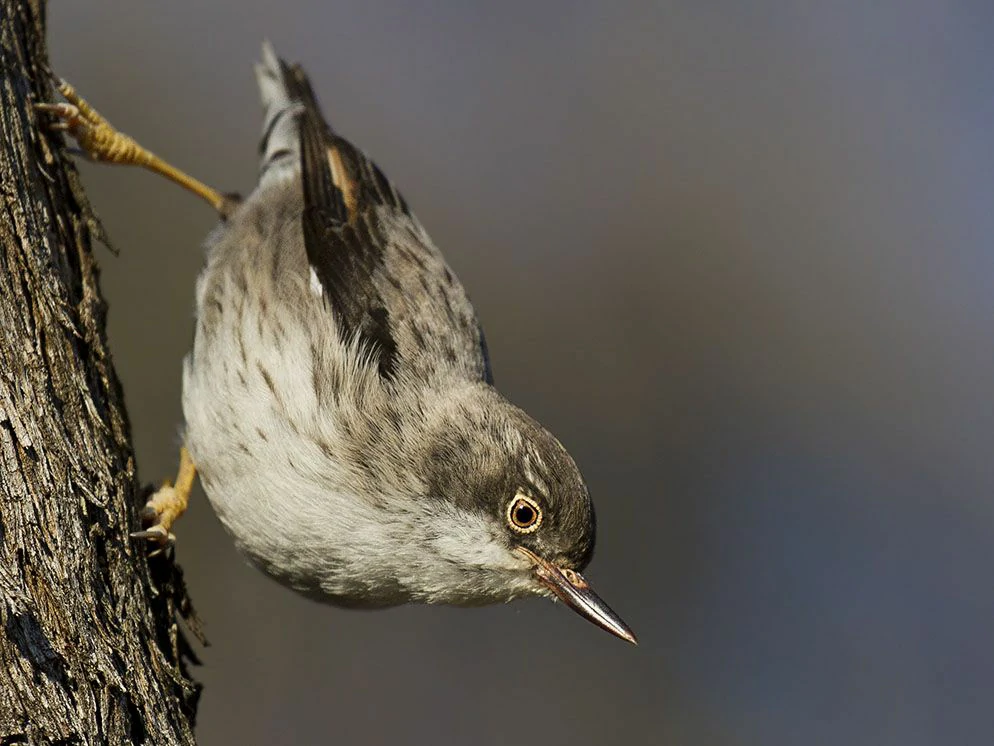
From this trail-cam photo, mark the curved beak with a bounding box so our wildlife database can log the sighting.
[516,546,637,645]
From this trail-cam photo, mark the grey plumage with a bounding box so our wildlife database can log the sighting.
[180,43,630,640]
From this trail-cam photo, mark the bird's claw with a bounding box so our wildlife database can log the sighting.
[131,479,188,554]
[131,524,176,544]
[130,525,176,558]
[33,102,80,132]
[33,82,142,165]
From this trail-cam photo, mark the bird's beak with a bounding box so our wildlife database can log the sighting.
[516,546,637,645]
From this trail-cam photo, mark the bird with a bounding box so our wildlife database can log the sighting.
[36,42,636,644]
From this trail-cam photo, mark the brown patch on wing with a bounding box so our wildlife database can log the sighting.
[327,145,358,220]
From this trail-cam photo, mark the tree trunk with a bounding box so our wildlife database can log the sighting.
[0,1,200,742]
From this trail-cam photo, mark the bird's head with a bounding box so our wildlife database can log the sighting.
[418,388,636,644]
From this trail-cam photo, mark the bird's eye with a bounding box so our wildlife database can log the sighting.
[507,493,542,533]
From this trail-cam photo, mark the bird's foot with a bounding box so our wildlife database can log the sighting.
[34,79,147,167]
[34,78,230,214]
[132,447,197,551]
[132,483,183,547]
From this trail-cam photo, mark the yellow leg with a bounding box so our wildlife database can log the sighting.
[35,79,229,214]
[133,446,197,545]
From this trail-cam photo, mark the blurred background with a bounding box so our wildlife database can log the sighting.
[50,2,993,744]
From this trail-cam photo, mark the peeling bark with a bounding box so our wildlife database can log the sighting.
[0,1,199,742]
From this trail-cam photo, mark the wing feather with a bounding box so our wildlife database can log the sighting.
[287,62,401,379]
[266,49,491,385]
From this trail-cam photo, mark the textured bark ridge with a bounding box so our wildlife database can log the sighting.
[0,2,200,742]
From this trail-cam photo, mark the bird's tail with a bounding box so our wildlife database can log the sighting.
[254,40,317,187]
[253,41,410,219]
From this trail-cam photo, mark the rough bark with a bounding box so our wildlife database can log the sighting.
[0,1,200,742]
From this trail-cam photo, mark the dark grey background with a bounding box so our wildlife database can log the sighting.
[50,2,993,744]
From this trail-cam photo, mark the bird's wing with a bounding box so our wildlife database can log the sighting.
[263,47,493,385]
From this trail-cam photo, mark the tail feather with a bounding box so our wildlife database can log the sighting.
[255,40,304,185]
[253,42,410,217]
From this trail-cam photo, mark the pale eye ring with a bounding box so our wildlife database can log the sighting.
[507,493,542,533]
